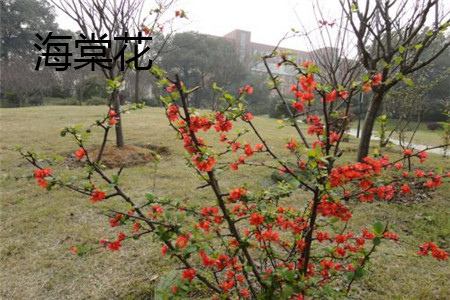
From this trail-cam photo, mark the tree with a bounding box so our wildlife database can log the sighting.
[160,32,248,109]
[340,0,450,161]
[50,0,175,147]
[0,0,58,61]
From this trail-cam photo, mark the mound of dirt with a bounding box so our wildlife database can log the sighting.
[65,144,170,169]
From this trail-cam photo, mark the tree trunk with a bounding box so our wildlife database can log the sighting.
[113,91,125,147]
[356,92,384,162]
[135,70,140,103]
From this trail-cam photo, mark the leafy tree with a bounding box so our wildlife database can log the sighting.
[160,32,249,109]
[0,0,58,61]
[340,0,450,161]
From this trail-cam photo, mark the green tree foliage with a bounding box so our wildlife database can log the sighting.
[1,0,58,61]
[160,32,274,113]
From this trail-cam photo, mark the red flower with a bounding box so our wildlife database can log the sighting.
[250,213,264,226]
[182,268,197,282]
[383,232,399,243]
[417,151,428,163]
[325,90,338,103]
[292,101,303,112]
[71,247,78,253]
[403,148,413,156]
[214,113,233,132]
[176,235,189,249]
[285,138,298,152]
[34,168,52,179]
[107,240,122,251]
[171,286,178,293]
[240,288,251,298]
[371,73,382,86]
[167,104,180,122]
[300,92,314,102]
[238,85,253,95]
[339,91,348,99]
[414,169,425,177]
[317,232,330,242]
[394,162,403,170]
[229,188,247,201]
[241,112,253,121]
[244,143,254,157]
[334,234,348,244]
[161,245,168,255]
[109,214,122,227]
[108,109,116,117]
[219,134,228,142]
[418,242,447,260]
[300,74,317,92]
[362,230,375,240]
[254,143,264,151]
[109,117,119,126]
[400,184,411,194]
[302,61,313,68]
[362,83,371,93]
[75,148,86,160]
[175,10,181,17]
[90,190,106,203]
[133,222,140,232]
[192,154,216,172]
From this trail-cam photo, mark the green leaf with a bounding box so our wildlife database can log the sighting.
[394,56,403,64]
[145,192,156,202]
[396,73,404,80]
[414,44,423,50]
[372,221,385,235]
[398,45,405,53]
[403,77,414,87]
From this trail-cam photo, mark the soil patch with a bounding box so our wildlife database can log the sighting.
[64,144,170,169]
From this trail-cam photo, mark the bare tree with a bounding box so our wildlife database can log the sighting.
[339,0,450,161]
[50,0,175,147]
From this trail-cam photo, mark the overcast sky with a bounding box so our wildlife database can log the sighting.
[55,0,344,51]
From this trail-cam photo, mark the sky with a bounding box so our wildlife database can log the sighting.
[55,0,344,51]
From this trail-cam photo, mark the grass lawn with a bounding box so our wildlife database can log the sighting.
[0,106,449,299]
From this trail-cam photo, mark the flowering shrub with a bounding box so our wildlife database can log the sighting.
[20,57,448,299]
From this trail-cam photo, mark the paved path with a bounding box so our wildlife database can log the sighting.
[347,129,447,155]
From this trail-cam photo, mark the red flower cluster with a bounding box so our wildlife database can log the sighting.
[192,154,216,172]
[101,231,126,251]
[108,109,119,126]
[190,115,212,132]
[34,168,52,188]
[109,213,123,227]
[182,268,197,282]
[229,188,247,201]
[317,197,352,221]
[285,138,298,152]
[167,104,180,122]
[214,113,233,132]
[300,74,317,92]
[418,242,447,260]
[90,190,106,203]
[306,115,324,136]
